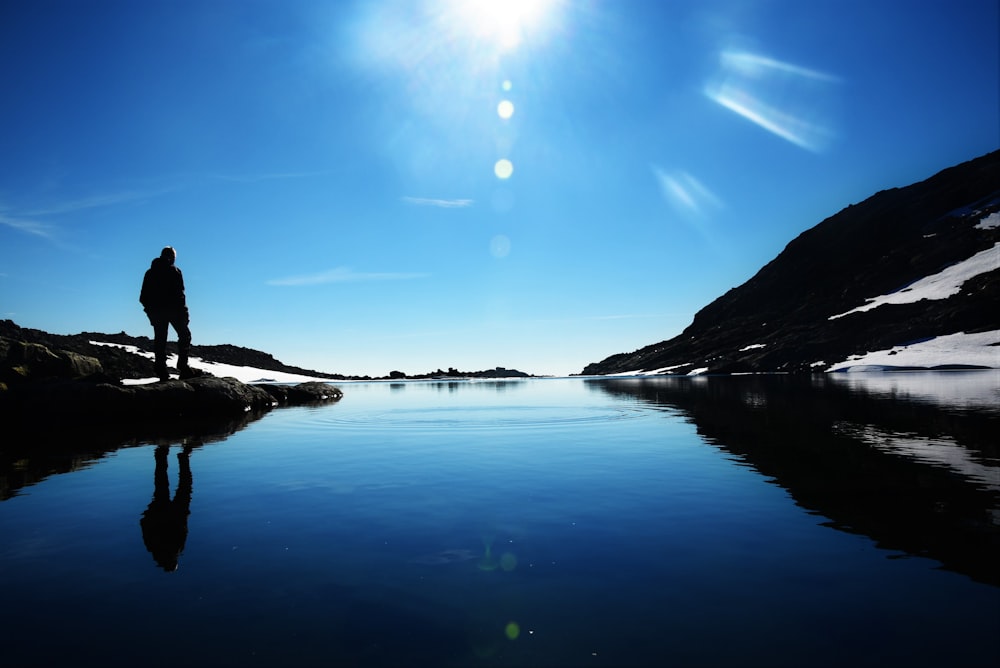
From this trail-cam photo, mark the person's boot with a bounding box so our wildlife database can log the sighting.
[155,363,170,382]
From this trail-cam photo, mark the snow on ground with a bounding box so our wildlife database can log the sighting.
[608,329,1000,377]
[89,341,334,385]
[604,363,693,377]
[826,330,1000,372]
[829,241,1000,319]
[976,212,999,230]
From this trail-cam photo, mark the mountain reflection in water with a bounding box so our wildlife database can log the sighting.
[588,371,1000,586]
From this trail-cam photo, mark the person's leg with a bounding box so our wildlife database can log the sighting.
[152,318,170,380]
[171,310,193,375]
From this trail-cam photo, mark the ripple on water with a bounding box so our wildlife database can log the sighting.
[300,404,649,433]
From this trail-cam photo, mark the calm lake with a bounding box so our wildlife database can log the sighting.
[2,372,998,667]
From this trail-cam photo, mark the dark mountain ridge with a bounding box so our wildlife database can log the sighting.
[582,150,1000,375]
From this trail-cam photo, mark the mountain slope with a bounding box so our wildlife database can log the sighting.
[582,150,1000,375]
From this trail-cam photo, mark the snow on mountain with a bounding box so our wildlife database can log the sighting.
[825,330,1000,372]
[829,238,999,319]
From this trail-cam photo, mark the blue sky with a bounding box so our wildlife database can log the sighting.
[1,0,997,377]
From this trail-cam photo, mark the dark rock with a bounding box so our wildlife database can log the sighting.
[0,337,343,434]
[1,337,103,384]
[0,320,345,381]
[259,381,344,404]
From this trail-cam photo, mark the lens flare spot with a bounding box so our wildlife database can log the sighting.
[497,99,515,120]
[500,551,518,571]
[502,79,513,92]
[490,235,511,258]
[494,159,514,179]
[505,622,520,640]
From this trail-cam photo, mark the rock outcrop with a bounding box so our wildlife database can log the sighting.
[0,336,342,432]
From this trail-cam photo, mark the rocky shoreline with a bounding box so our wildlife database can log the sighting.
[1,335,343,433]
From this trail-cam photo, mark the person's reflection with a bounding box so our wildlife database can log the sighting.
[140,445,193,572]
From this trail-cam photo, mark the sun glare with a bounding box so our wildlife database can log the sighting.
[449,0,556,50]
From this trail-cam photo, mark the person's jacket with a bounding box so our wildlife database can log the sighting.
[140,257,186,312]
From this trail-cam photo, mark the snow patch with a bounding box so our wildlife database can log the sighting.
[826,330,1000,372]
[739,343,766,352]
[829,242,1000,319]
[89,341,334,385]
[976,211,1000,229]
[605,362,693,377]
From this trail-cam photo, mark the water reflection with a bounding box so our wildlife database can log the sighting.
[588,373,1000,586]
[140,445,194,572]
[1,410,264,501]
[425,379,527,393]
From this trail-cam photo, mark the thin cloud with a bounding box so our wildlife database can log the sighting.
[23,189,170,216]
[704,50,840,153]
[2,187,171,243]
[653,167,724,220]
[267,266,430,286]
[0,214,56,239]
[208,171,329,183]
[402,196,474,209]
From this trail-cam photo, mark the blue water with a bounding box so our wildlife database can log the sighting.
[2,375,998,667]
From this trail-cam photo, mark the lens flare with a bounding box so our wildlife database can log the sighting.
[500,551,518,571]
[497,100,515,119]
[490,235,511,258]
[494,159,514,179]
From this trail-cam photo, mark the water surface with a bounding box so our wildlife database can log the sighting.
[2,373,998,667]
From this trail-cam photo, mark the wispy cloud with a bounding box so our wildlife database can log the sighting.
[704,50,840,153]
[23,188,174,217]
[1,186,175,243]
[402,196,474,209]
[267,266,430,286]
[653,167,724,222]
[0,214,56,239]
[208,171,329,184]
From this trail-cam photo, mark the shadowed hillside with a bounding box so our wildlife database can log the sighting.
[582,150,1000,375]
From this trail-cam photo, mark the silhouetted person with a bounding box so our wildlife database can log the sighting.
[140,246,193,381]
[140,445,193,572]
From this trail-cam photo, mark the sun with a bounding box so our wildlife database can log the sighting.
[448,0,557,51]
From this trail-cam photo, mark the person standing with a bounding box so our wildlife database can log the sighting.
[140,246,193,381]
